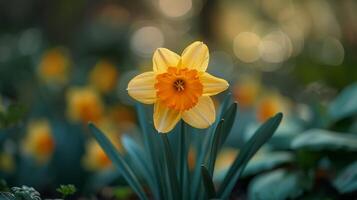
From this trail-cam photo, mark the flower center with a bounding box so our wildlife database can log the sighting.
[173,79,185,92]
[155,67,203,111]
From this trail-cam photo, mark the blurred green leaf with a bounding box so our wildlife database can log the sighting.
[291,129,357,151]
[56,184,76,199]
[12,186,41,200]
[242,152,294,177]
[329,83,357,120]
[0,103,27,128]
[218,113,283,199]
[201,165,216,199]
[88,123,148,200]
[333,161,357,193]
[248,169,304,200]
[0,192,16,200]
[113,187,133,200]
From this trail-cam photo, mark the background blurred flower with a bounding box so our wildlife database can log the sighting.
[0,152,15,173]
[66,87,104,123]
[256,92,289,122]
[82,139,112,171]
[233,77,261,108]
[23,120,55,164]
[215,148,238,173]
[37,47,71,85]
[82,121,122,171]
[89,60,119,94]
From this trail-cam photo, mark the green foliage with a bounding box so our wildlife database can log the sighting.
[89,123,148,200]
[242,151,294,177]
[56,184,76,199]
[11,186,41,200]
[0,192,16,200]
[113,187,133,200]
[329,83,357,120]
[0,179,10,192]
[217,113,283,199]
[0,103,27,128]
[291,129,357,151]
[248,169,305,200]
[333,161,357,194]
[89,95,283,200]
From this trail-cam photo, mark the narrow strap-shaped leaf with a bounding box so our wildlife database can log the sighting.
[161,134,181,200]
[217,113,283,199]
[136,104,165,199]
[207,103,238,175]
[201,165,217,199]
[122,135,156,192]
[218,102,238,150]
[178,121,185,184]
[178,122,191,199]
[88,123,148,200]
[207,120,224,174]
[191,95,233,200]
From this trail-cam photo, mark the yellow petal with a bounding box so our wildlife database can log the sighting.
[154,102,181,133]
[182,96,215,128]
[153,48,181,73]
[181,41,209,71]
[201,72,229,96]
[127,72,156,104]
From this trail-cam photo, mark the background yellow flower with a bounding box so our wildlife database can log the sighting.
[38,47,70,84]
[89,60,119,93]
[23,120,55,164]
[66,87,104,123]
[82,121,122,171]
[0,153,15,173]
[256,92,289,122]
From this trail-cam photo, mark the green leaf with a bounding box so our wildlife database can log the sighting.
[207,103,237,174]
[242,152,294,177]
[218,102,238,150]
[122,135,156,192]
[88,123,148,200]
[160,134,181,200]
[218,113,283,199]
[333,161,357,193]
[113,187,133,200]
[201,165,217,199]
[178,122,190,200]
[136,104,165,199]
[291,129,357,151]
[248,169,304,200]
[0,192,16,200]
[191,97,235,200]
[56,184,76,199]
[329,83,357,120]
[207,120,224,174]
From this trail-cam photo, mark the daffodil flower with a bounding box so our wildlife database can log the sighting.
[127,41,229,133]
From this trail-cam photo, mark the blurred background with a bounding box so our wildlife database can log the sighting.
[0,0,357,199]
